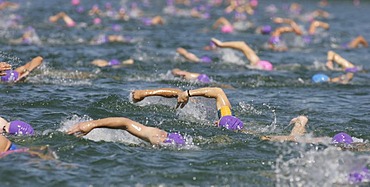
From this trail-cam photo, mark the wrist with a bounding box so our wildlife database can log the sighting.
[187,90,191,97]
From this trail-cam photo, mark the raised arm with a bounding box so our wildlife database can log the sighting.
[326,50,355,70]
[176,47,201,63]
[211,38,260,65]
[177,87,231,109]
[308,20,329,35]
[132,88,183,103]
[67,117,167,145]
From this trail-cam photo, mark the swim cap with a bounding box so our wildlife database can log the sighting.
[261,25,272,35]
[8,143,17,151]
[163,132,185,145]
[250,0,259,7]
[303,35,312,44]
[8,120,35,135]
[345,67,358,73]
[197,74,210,83]
[71,0,80,6]
[93,18,101,25]
[1,70,19,82]
[200,56,212,63]
[312,73,330,83]
[257,60,273,71]
[221,25,234,33]
[332,132,353,144]
[219,116,244,131]
[108,59,120,66]
[349,167,369,183]
[268,36,280,45]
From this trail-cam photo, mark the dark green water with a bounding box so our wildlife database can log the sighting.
[1,0,370,186]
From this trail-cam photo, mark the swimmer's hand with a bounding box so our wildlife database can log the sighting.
[0,62,11,76]
[67,121,95,137]
[131,90,145,103]
[176,91,189,109]
[211,38,222,47]
[260,136,271,141]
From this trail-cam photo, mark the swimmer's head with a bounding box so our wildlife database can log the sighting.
[218,116,244,131]
[345,67,359,73]
[93,18,101,25]
[200,56,212,63]
[260,25,272,35]
[303,35,312,44]
[71,0,80,6]
[312,73,329,83]
[257,60,273,71]
[8,120,34,135]
[197,74,210,83]
[249,0,259,8]
[332,132,353,144]
[108,59,120,66]
[76,6,84,13]
[349,167,369,183]
[221,25,234,33]
[163,132,185,146]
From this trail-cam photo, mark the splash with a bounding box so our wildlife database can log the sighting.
[274,145,370,186]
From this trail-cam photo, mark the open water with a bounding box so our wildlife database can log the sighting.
[1,0,370,186]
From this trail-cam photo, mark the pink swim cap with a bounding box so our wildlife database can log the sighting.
[257,60,273,71]
[71,0,80,6]
[67,21,76,27]
[250,0,258,7]
[93,18,101,25]
[221,25,234,33]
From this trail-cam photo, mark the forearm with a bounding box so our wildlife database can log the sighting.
[146,88,183,98]
[92,117,134,130]
[188,87,231,109]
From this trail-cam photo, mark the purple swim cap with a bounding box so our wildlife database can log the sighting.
[268,36,280,45]
[303,35,312,44]
[8,120,35,135]
[108,59,120,66]
[257,60,273,71]
[200,56,212,63]
[219,116,244,131]
[349,167,369,183]
[197,74,210,83]
[261,25,272,35]
[1,70,19,82]
[345,67,359,73]
[332,132,353,144]
[163,132,185,145]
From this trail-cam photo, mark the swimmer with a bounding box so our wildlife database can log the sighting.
[311,72,354,84]
[326,51,360,72]
[0,56,43,83]
[49,12,76,27]
[90,34,133,45]
[341,35,368,49]
[9,26,41,45]
[269,18,303,51]
[141,15,165,26]
[171,68,210,83]
[132,87,244,131]
[67,117,186,146]
[0,116,34,135]
[176,47,212,63]
[260,116,370,152]
[211,38,273,71]
[0,134,56,159]
[212,17,234,34]
[91,58,134,67]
